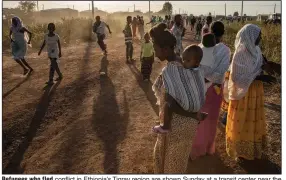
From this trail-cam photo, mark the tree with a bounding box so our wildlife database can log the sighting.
[161,2,173,15]
[18,1,36,13]
[233,11,239,17]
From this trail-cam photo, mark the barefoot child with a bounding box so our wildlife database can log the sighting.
[153,45,207,133]
[140,32,154,81]
[123,16,133,64]
[38,23,63,85]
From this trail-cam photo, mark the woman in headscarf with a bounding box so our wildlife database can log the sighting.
[226,24,276,161]
[150,23,207,173]
[9,16,33,75]
[170,14,186,56]
[190,21,231,160]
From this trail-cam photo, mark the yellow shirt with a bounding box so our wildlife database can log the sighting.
[141,41,154,58]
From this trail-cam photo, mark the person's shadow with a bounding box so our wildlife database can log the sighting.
[3,73,32,99]
[99,55,109,76]
[92,58,129,174]
[3,80,62,174]
[126,64,159,115]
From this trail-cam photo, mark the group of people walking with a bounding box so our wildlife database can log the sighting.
[8,13,279,174]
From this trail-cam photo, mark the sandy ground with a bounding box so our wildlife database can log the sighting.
[2,29,281,174]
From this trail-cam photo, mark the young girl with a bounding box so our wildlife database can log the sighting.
[140,32,154,81]
[38,23,63,85]
[9,16,33,75]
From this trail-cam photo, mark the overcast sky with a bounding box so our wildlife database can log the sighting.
[3,1,281,16]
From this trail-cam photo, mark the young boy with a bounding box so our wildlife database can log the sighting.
[123,16,134,64]
[93,16,112,55]
[140,32,154,81]
[38,23,63,85]
[153,45,207,133]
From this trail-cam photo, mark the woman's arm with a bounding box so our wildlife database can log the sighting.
[165,93,207,120]
[9,29,14,42]
[22,27,32,43]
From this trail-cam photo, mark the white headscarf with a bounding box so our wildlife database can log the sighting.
[228,24,263,100]
[11,16,23,32]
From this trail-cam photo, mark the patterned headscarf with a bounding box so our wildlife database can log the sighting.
[228,24,263,100]
[11,16,23,32]
[234,24,261,60]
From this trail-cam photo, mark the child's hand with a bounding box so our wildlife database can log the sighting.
[152,125,169,134]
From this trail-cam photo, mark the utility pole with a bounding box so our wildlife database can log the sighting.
[73,5,74,9]
[225,3,226,18]
[91,1,94,19]
[241,0,243,22]
[179,8,180,14]
[37,1,39,11]
[149,1,150,18]
[42,4,44,10]
[274,3,276,13]
[134,4,135,12]
[89,3,90,11]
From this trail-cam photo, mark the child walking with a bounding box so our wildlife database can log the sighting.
[123,16,134,64]
[38,23,63,85]
[140,32,154,81]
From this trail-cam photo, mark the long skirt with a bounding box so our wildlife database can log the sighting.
[141,56,154,80]
[226,80,267,160]
[154,113,198,173]
[190,84,223,160]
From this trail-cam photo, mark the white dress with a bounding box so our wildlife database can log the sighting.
[11,28,27,60]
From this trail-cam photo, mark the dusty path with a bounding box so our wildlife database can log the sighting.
[2,29,281,174]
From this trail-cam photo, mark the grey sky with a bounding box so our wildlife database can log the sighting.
[3,1,281,16]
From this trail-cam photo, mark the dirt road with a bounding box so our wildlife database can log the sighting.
[2,29,281,174]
